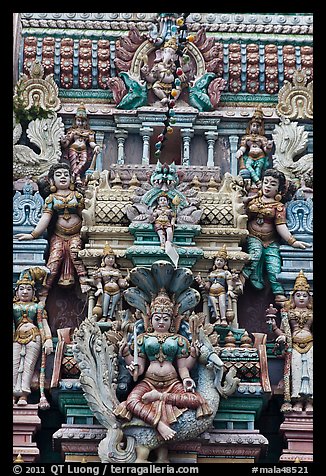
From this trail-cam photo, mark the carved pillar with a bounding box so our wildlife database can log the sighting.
[87,289,96,318]
[205,131,218,167]
[140,126,153,165]
[94,131,104,172]
[229,135,240,176]
[13,13,21,86]
[13,405,41,463]
[115,130,128,165]
[181,128,194,166]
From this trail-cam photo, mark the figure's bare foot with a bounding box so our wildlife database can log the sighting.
[220,319,228,327]
[292,401,303,412]
[17,396,28,406]
[38,396,50,410]
[281,402,293,412]
[142,389,162,404]
[157,421,176,441]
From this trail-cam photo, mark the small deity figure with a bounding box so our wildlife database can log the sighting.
[242,169,311,303]
[236,106,273,188]
[268,270,313,413]
[153,193,176,248]
[195,245,239,326]
[15,163,90,302]
[13,268,53,408]
[294,172,313,201]
[92,243,129,323]
[114,289,212,460]
[141,37,188,106]
[60,103,100,184]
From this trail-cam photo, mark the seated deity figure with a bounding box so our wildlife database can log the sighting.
[141,37,189,106]
[236,106,273,188]
[13,268,53,408]
[267,270,313,413]
[242,169,311,304]
[60,102,100,184]
[92,243,129,323]
[114,289,212,447]
[14,163,90,303]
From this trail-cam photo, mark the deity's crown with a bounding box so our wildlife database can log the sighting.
[150,289,174,315]
[103,241,115,256]
[76,102,87,118]
[16,269,35,287]
[250,104,264,124]
[293,270,310,292]
[164,37,178,51]
[215,244,228,260]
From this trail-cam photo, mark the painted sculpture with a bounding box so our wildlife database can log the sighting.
[141,37,189,106]
[60,103,100,184]
[152,193,176,249]
[236,106,273,188]
[267,270,313,413]
[14,163,90,302]
[13,268,53,409]
[92,243,129,322]
[73,260,239,463]
[242,169,311,303]
[195,245,242,326]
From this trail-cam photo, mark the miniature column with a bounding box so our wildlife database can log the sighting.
[181,128,194,166]
[140,126,153,165]
[94,131,104,172]
[205,131,219,167]
[229,135,240,176]
[115,130,128,165]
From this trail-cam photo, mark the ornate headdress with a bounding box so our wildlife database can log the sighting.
[293,270,310,292]
[75,102,87,119]
[246,105,265,134]
[164,37,178,51]
[150,288,174,315]
[103,241,115,256]
[16,269,35,288]
[215,244,228,261]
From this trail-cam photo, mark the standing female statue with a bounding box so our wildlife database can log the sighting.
[195,245,239,326]
[92,243,129,322]
[268,270,313,413]
[13,268,53,408]
[242,169,311,303]
[60,102,100,184]
[14,163,90,302]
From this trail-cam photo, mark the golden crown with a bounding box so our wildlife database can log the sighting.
[16,270,35,287]
[293,270,310,292]
[103,241,115,256]
[251,105,264,124]
[150,289,174,315]
[215,244,228,260]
